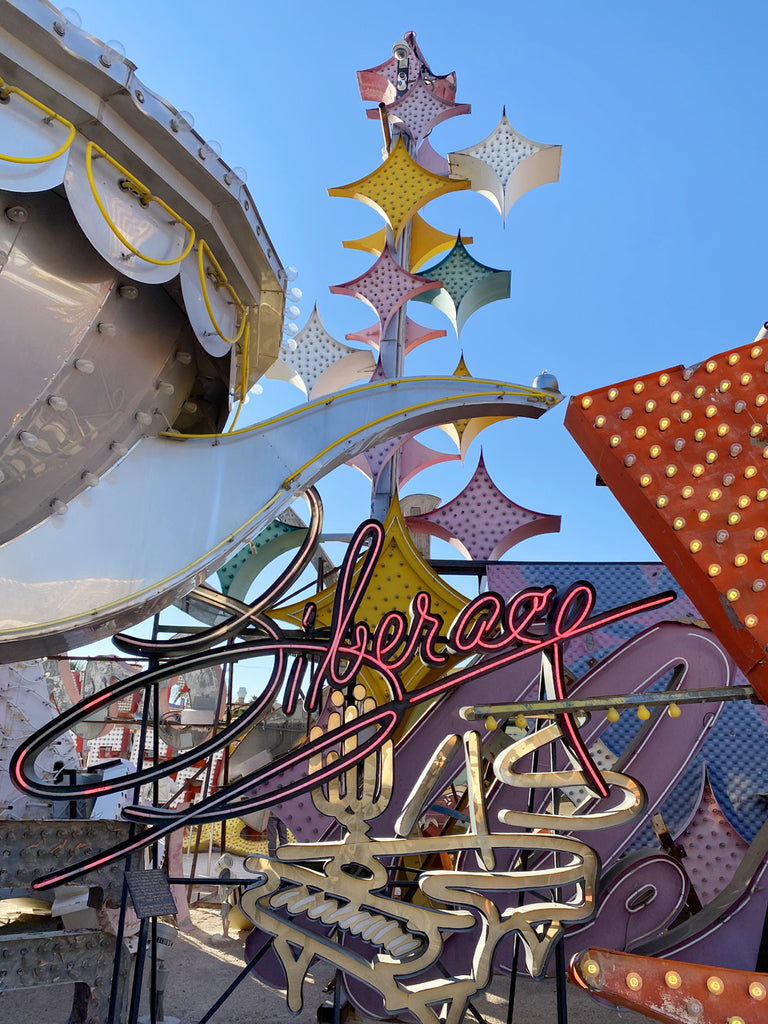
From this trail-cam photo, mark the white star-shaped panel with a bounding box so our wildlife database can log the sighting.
[266,305,375,399]
[449,111,561,221]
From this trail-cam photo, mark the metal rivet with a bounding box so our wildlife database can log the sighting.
[5,205,28,223]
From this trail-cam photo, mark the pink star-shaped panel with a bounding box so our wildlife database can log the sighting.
[330,248,440,338]
[346,316,447,356]
[348,434,459,490]
[379,76,470,147]
[406,452,561,560]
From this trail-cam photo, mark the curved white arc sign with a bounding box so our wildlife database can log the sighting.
[0,377,557,658]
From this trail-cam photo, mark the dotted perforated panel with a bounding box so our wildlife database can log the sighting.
[330,247,439,336]
[273,306,376,398]
[328,136,469,241]
[565,341,768,703]
[385,75,470,146]
[678,778,749,904]
[346,315,447,356]
[448,112,562,220]
[452,111,541,187]
[349,435,460,489]
[413,234,510,335]
[407,452,560,560]
[217,519,298,593]
[487,560,768,845]
[343,213,471,274]
[357,34,459,106]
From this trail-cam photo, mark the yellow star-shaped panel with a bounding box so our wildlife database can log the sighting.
[343,213,473,273]
[329,136,470,241]
[439,355,510,458]
[274,493,468,706]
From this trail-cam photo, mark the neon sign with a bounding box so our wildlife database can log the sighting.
[11,498,675,889]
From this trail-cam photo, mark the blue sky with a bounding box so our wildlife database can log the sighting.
[60,0,768,565]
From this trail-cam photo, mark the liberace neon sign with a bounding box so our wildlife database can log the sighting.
[12,508,675,888]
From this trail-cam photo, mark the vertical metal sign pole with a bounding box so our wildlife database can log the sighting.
[107,633,154,1024]
[149,613,160,1024]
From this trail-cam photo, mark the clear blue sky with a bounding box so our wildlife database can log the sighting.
[61,0,768,565]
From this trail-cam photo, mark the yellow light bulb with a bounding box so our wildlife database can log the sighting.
[742,372,753,385]
[581,396,593,409]
[738,495,752,508]
[656,495,668,508]
[698,510,710,523]
[645,399,656,412]
[659,417,671,430]
[680,410,692,422]
[670,390,681,403]
[717,423,730,435]
[514,714,528,731]
[745,465,758,478]
[673,517,686,530]
[749,980,767,1000]
[692,465,705,477]
[659,373,670,385]
[640,474,652,487]
[750,424,763,436]
[606,707,620,723]
[706,450,718,463]
[637,706,651,720]
[757,394,768,407]
[728,512,742,525]
[705,405,717,418]
[694,384,706,397]
[650,444,661,458]
[708,488,722,501]
[633,381,644,394]
[681,485,694,497]
[635,425,647,439]
[690,539,703,552]
[719,379,731,391]
[751,346,763,359]
[734,554,748,567]
[708,563,721,576]
[610,434,621,447]
[694,428,706,441]
[746,614,759,627]
[595,414,606,427]
[706,976,724,995]
[755,527,768,541]
[706,360,717,373]
[665,971,682,988]
[728,353,740,365]
[668,704,681,718]
[607,388,618,401]
[727,588,740,601]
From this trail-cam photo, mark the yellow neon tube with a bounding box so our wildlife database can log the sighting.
[85,141,195,266]
[0,77,75,164]
[197,239,247,344]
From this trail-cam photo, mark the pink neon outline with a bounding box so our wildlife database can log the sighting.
[31,708,400,889]
[449,593,506,653]
[21,519,675,888]
[547,642,609,799]
[408,590,676,705]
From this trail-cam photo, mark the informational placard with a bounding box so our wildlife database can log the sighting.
[125,869,177,919]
